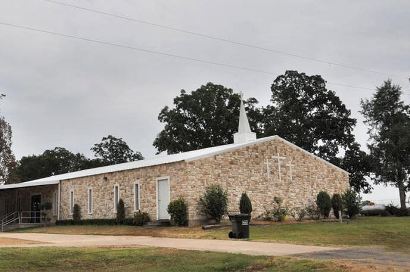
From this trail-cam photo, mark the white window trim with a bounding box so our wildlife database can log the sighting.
[113,184,120,213]
[87,188,93,215]
[156,176,171,220]
[69,189,74,215]
[133,181,141,212]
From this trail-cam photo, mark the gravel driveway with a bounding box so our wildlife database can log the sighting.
[0,232,338,256]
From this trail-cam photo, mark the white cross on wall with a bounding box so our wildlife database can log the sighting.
[271,153,286,183]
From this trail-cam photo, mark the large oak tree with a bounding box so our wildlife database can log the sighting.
[153,82,262,154]
[91,135,143,165]
[263,71,372,192]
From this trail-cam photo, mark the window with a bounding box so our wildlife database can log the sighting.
[70,190,74,215]
[113,185,120,213]
[53,191,58,216]
[88,188,93,214]
[134,182,140,211]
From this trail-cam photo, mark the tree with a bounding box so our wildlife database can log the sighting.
[340,142,373,193]
[14,147,103,182]
[153,82,263,154]
[0,95,17,184]
[331,194,343,219]
[116,199,125,224]
[73,204,81,222]
[199,184,228,223]
[239,192,252,214]
[91,135,143,165]
[316,191,331,218]
[361,80,410,209]
[263,70,370,192]
[167,197,188,226]
[342,189,361,218]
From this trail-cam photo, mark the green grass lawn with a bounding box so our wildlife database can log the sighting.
[204,217,410,253]
[0,247,346,272]
[16,217,410,253]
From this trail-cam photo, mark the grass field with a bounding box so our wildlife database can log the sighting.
[0,247,348,272]
[16,217,410,253]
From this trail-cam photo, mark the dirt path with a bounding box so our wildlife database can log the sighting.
[0,237,40,246]
[0,232,338,256]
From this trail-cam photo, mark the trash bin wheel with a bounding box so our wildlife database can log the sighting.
[228,231,234,238]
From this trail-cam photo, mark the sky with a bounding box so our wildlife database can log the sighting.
[0,0,409,205]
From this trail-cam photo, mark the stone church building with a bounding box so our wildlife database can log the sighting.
[0,100,349,226]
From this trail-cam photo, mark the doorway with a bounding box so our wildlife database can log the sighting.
[31,194,41,223]
[157,178,170,220]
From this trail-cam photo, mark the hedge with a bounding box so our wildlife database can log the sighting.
[56,218,134,226]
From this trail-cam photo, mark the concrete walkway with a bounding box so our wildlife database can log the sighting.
[0,232,339,256]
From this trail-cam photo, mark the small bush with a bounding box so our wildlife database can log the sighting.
[272,197,288,222]
[289,207,307,222]
[331,194,343,219]
[316,191,331,218]
[342,189,361,218]
[199,185,228,223]
[239,192,252,214]
[116,199,126,224]
[167,197,188,226]
[73,204,81,222]
[306,202,320,220]
[133,211,151,226]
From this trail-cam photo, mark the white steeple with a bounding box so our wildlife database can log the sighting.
[233,93,257,144]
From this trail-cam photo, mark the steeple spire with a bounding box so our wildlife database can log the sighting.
[233,92,257,144]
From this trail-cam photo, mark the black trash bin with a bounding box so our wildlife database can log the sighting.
[228,214,250,239]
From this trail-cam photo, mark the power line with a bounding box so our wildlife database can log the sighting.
[38,0,397,78]
[0,21,379,92]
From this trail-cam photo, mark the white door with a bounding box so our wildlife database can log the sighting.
[157,178,170,220]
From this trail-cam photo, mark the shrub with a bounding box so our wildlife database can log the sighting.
[73,204,81,222]
[272,197,288,222]
[306,202,320,220]
[342,189,361,218]
[289,207,306,222]
[199,185,228,223]
[133,211,151,226]
[385,204,409,216]
[239,192,252,214]
[331,194,343,219]
[316,191,332,218]
[116,199,126,224]
[167,197,188,226]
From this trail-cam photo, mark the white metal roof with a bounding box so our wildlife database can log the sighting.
[0,135,348,190]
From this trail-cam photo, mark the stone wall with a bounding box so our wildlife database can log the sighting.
[57,137,349,226]
[59,161,187,220]
[184,137,349,223]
